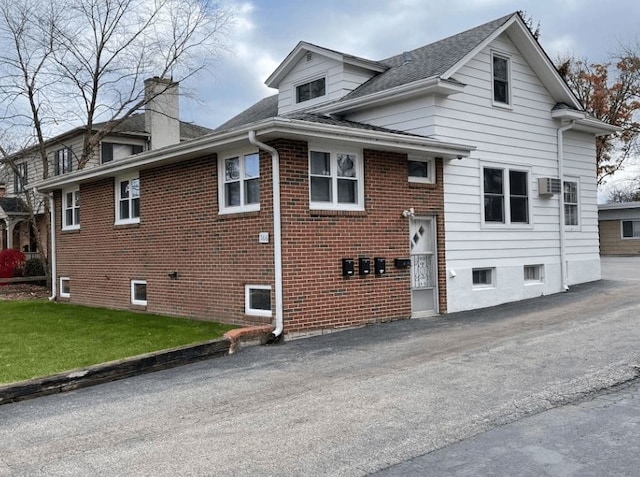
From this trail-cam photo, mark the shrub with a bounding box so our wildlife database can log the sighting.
[24,257,46,277]
[0,249,26,285]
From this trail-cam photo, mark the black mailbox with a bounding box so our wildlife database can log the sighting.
[374,257,386,275]
[359,257,371,276]
[394,258,411,269]
[342,258,354,277]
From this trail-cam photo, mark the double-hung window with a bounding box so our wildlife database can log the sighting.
[55,147,73,175]
[116,174,140,224]
[309,146,363,211]
[483,166,530,225]
[564,180,579,226]
[62,187,80,230]
[492,53,511,106]
[13,163,27,193]
[219,151,260,213]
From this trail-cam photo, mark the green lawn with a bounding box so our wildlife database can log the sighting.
[0,300,237,384]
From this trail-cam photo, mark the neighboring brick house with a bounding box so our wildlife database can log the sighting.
[35,12,616,337]
[0,78,211,255]
[598,202,640,255]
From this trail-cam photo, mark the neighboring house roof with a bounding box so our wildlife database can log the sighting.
[598,202,640,220]
[93,113,213,140]
[0,197,29,215]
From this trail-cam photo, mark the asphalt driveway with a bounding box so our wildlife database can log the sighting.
[1,257,639,476]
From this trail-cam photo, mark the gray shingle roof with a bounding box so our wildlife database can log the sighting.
[0,197,29,214]
[94,113,213,139]
[214,13,516,132]
[215,95,279,132]
[343,13,514,100]
[285,112,424,137]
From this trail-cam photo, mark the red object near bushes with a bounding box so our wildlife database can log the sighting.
[0,249,26,285]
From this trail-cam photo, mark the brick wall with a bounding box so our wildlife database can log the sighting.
[54,138,447,333]
[274,139,446,333]
[55,155,275,326]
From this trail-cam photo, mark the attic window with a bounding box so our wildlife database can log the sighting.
[306,52,312,62]
[296,78,325,103]
[492,53,511,106]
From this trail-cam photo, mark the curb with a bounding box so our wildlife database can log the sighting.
[0,325,275,405]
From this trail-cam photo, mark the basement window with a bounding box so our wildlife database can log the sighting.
[472,268,494,288]
[60,277,70,298]
[524,265,543,283]
[131,280,147,306]
[245,285,271,317]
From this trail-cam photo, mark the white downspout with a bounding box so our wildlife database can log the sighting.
[557,120,575,291]
[33,189,56,301]
[248,130,283,339]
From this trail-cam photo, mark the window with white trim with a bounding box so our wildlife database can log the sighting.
[564,180,579,226]
[296,77,326,103]
[524,265,543,283]
[472,268,494,288]
[622,220,640,238]
[408,156,435,184]
[62,187,80,230]
[245,285,271,317]
[55,147,73,175]
[219,151,260,213]
[115,174,140,224]
[131,280,147,306]
[483,166,529,225]
[60,277,70,298]
[309,145,363,210]
[492,53,511,106]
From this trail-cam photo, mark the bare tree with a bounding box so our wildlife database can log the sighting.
[0,0,232,277]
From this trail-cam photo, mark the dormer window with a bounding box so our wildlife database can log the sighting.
[296,77,325,103]
[492,53,510,106]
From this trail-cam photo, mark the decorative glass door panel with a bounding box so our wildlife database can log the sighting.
[410,218,437,316]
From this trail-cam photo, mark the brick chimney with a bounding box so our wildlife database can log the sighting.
[144,77,180,150]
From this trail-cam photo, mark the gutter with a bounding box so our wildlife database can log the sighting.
[248,130,284,340]
[557,120,575,291]
[33,188,56,301]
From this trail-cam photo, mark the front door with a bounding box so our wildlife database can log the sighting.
[410,217,437,317]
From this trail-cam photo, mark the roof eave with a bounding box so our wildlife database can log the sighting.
[316,77,466,115]
[34,117,475,191]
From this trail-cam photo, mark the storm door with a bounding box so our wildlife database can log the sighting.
[410,217,437,316]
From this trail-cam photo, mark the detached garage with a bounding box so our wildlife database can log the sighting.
[598,202,640,255]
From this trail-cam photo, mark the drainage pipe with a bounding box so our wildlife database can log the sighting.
[557,120,575,291]
[248,130,283,339]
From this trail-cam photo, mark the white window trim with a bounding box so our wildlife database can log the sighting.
[245,284,272,317]
[218,148,261,215]
[563,178,581,231]
[61,186,80,231]
[472,267,495,289]
[293,73,327,107]
[524,264,544,284]
[308,143,365,211]
[480,163,533,229]
[59,277,70,298]
[621,220,640,239]
[131,279,147,306]
[408,155,435,184]
[491,51,512,109]
[115,173,141,225]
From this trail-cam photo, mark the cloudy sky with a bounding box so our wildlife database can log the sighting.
[181,0,638,129]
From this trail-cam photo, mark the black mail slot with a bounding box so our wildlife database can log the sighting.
[342,258,354,276]
[359,257,371,275]
[374,257,386,275]
[394,258,411,268]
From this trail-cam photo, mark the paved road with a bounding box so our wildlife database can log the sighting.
[371,379,640,476]
[1,258,639,476]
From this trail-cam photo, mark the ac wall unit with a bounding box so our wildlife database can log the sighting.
[538,177,562,196]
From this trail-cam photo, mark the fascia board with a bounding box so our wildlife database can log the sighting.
[316,78,465,115]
